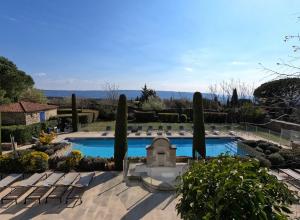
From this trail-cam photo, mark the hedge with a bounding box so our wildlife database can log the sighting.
[1,120,58,144]
[158,113,179,123]
[57,112,94,124]
[58,109,99,122]
[204,112,227,123]
[134,111,156,122]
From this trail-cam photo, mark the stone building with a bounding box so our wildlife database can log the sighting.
[0,101,57,125]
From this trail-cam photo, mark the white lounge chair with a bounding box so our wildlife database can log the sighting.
[166,126,172,136]
[157,126,163,136]
[179,126,185,136]
[135,126,143,136]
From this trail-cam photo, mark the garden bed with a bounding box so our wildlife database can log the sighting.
[239,140,300,168]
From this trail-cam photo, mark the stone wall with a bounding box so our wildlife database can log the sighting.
[263,119,300,133]
[45,109,57,120]
[25,112,40,125]
[1,112,26,125]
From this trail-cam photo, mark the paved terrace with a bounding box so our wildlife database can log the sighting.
[0,172,180,220]
[0,171,299,219]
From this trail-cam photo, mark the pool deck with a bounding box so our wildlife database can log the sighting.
[0,172,180,220]
[0,171,299,220]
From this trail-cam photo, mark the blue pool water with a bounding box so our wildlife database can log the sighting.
[69,138,246,158]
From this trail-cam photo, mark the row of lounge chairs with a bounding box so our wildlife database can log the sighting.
[270,169,300,189]
[101,125,231,136]
[0,172,95,206]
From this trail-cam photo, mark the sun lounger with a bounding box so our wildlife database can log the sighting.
[229,130,235,136]
[101,126,111,136]
[24,173,64,204]
[179,126,185,136]
[146,126,153,136]
[135,126,143,136]
[1,173,47,204]
[65,172,95,205]
[212,130,220,135]
[127,126,133,136]
[279,169,300,180]
[157,126,163,136]
[0,174,23,192]
[166,126,172,136]
[46,172,80,203]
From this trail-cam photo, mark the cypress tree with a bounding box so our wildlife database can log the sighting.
[231,88,239,107]
[193,92,206,159]
[114,94,128,170]
[72,94,79,132]
[0,112,2,155]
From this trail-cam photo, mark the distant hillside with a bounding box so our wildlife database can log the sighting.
[43,90,213,100]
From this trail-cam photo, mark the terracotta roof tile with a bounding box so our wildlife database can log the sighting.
[0,101,57,113]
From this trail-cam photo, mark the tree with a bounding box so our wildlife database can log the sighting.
[72,94,79,132]
[141,96,165,111]
[193,92,206,159]
[140,84,157,102]
[19,88,48,104]
[176,156,297,220]
[231,88,238,107]
[254,78,300,108]
[0,56,34,102]
[0,112,2,155]
[114,94,128,171]
[103,82,120,105]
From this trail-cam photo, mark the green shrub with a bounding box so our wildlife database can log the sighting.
[158,113,179,123]
[256,147,263,153]
[176,156,296,219]
[268,153,285,166]
[134,111,156,122]
[141,96,165,111]
[268,145,280,153]
[279,149,294,161]
[242,140,258,148]
[20,151,49,173]
[78,157,107,171]
[204,112,227,123]
[66,150,83,168]
[256,156,271,168]
[0,155,23,173]
[179,114,188,123]
[257,142,270,151]
[1,121,57,145]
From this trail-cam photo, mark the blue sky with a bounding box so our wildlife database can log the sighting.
[0,0,299,91]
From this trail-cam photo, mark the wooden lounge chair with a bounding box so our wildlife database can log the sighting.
[1,173,47,204]
[65,172,95,205]
[46,172,80,203]
[166,126,172,136]
[101,126,111,136]
[24,173,64,204]
[157,126,163,136]
[0,174,23,192]
[146,126,153,136]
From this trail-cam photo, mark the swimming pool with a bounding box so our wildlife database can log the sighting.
[68,137,247,158]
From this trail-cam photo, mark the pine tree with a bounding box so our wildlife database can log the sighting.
[231,88,239,107]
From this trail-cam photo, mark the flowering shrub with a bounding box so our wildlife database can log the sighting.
[20,151,49,173]
[176,156,297,220]
[39,131,56,145]
[66,150,83,168]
